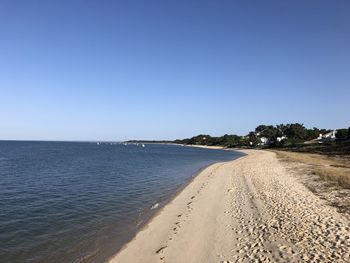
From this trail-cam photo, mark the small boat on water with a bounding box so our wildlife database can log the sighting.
[142,144,145,148]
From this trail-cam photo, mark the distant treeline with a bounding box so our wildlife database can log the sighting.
[127,123,350,153]
[173,123,350,148]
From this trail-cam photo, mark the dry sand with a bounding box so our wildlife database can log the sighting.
[109,150,350,263]
[186,144,227,150]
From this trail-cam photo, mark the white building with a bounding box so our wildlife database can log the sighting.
[307,129,338,144]
[277,136,287,142]
[258,137,269,145]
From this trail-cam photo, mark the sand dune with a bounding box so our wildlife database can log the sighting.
[109,150,350,262]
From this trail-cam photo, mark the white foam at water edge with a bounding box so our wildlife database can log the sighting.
[151,203,159,210]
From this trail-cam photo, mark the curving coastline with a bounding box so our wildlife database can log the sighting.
[109,150,350,263]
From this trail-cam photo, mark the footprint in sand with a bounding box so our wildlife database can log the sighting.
[156,246,167,254]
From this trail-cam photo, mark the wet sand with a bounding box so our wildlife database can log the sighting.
[109,150,350,262]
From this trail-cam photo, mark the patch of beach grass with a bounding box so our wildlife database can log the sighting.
[273,150,350,189]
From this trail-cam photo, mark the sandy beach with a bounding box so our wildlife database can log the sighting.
[109,150,350,263]
[185,144,227,150]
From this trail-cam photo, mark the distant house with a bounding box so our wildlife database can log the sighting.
[258,137,269,146]
[306,130,337,144]
[321,130,337,140]
[277,136,287,142]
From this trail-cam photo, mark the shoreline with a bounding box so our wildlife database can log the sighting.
[108,151,245,262]
[105,149,243,262]
[184,144,227,150]
[108,149,350,262]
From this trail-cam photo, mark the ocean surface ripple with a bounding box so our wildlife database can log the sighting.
[0,141,243,263]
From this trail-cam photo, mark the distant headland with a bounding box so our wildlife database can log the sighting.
[128,123,350,155]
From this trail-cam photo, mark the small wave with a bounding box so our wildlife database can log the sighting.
[74,249,99,263]
[150,203,159,210]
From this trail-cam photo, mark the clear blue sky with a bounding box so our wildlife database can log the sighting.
[1,0,349,141]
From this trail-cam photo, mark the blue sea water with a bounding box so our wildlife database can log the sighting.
[0,141,243,263]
